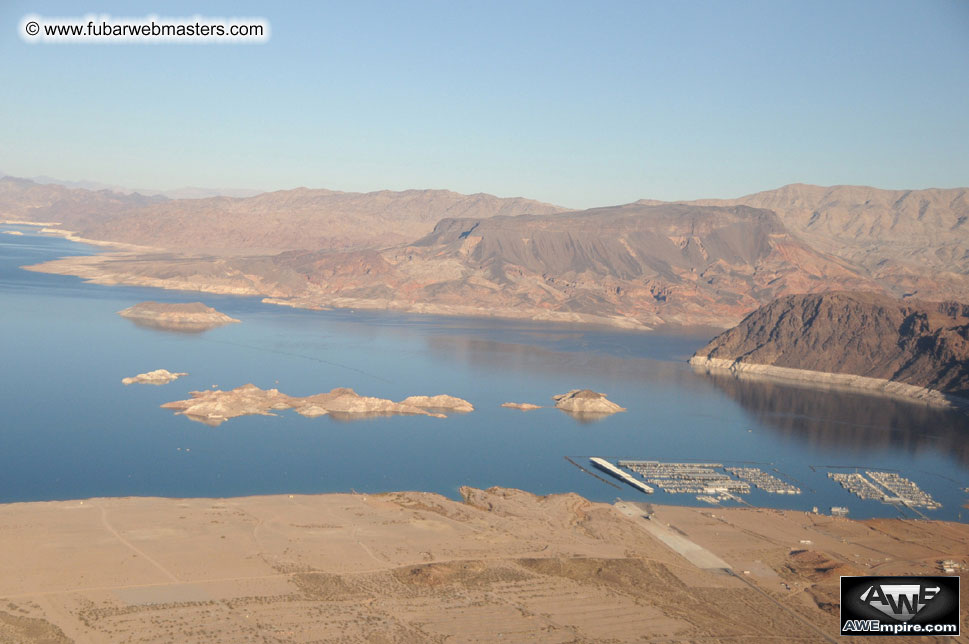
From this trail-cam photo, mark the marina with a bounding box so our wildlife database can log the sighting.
[618,460,750,494]
[618,460,765,497]
[589,457,654,494]
[564,456,621,490]
[726,467,801,494]
[827,471,941,510]
[586,458,950,519]
[866,471,942,510]
[827,473,885,500]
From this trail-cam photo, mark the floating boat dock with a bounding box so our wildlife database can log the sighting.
[589,457,654,494]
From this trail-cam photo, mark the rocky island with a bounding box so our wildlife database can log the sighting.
[690,291,969,409]
[162,384,474,425]
[121,369,187,385]
[118,301,240,332]
[502,402,543,411]
[552,389,626,415]
[397,394,474,412]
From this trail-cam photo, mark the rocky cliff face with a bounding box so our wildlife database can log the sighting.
[690,292,969,400]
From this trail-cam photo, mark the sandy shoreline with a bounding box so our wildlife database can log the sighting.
[1,219,63,227]
[2,220,158,252]
[9,224,663,331]
[37,226,158,251]
[690,355,969,410]
[0,488,965,643]
[262,295,655,330]
[22,250,659,331]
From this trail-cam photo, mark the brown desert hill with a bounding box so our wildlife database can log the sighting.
[15,176,969,329]
[412,203,800,277]
[26,201,880,328]
[690,291,969,402]
[362,202,878,327]
[689,183,969,301]
[76,186,567,253]
[0,175,565,253]
[0,176,164,228]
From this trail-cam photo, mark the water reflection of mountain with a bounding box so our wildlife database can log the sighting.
[422,332,706,389]
[699,371,969,466]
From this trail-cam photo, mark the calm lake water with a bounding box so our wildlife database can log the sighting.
[2,225,969,521]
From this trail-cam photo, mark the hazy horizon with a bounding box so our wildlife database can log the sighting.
[2,0,967,209]
[5,170,969,211]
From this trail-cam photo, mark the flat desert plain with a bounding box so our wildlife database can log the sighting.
[0,487,966,643]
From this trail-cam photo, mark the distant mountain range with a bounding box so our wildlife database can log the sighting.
[4,175,967,328]
[0,177,565,253]
[0,175,166,225]
[0,172,263,200]
[79,188,567,254]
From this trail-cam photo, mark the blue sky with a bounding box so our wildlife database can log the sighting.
[1,0,967,208]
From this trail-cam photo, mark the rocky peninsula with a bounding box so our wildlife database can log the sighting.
[121,369,187,385]
[118,301,240,332]
[552,389,626,415]
[162,384,474,425]
[690,291,969,409]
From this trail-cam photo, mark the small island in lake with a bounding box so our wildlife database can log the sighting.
[552,390,626,415]
[118,301,240,332]
[122,369,188,385]
[162,384,474,426]
[501,402,543,411]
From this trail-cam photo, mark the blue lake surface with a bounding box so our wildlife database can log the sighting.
[2,225,969,521]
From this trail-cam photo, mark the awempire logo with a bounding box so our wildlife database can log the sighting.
[841,576,960,636]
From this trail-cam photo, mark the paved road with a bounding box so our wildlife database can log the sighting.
[614,501,839,644]
[614,501,731,570]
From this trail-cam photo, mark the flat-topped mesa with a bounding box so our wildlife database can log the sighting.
[552,389,626,415]
[689,291,969,408]
[121,369,187,385]
[161,384,474,426]
[118,301,240,332]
